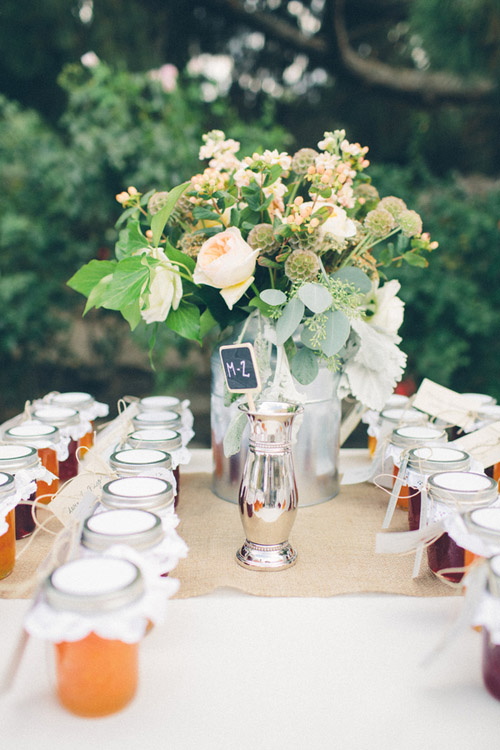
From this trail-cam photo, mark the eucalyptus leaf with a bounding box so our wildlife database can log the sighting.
[260,289,287,306]
[298,282,333,313]
[275,297,304,345]
[333,267,372,294]
[300,326,317,350]
[321,310,351,356]
[151,181,190,247]
[223,411,248,457]
[291,347,319,385]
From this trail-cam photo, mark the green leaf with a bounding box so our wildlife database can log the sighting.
[275,297,304,345]
[248,297,275,317]
[151,181,190,247]
[321,310,351,356]
[260,289,287,306]
[192,206,225,224]
[378,244,394,267]
[95,257,149,311]
[257,256,282,269]
[115,218,149,260]
[83,273,114,314]
[164,239,196,272]
[403,251,428,268]
[120,298,142,330]
[298,282,333,313]
[291,347,319,385]
[115,205,141,229]
[333,267,372,294]
[67,260,117,297]
[262,164,283,187]
[200,308,218,338]
[165,301,201,342]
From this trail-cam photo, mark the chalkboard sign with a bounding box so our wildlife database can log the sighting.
[219,343,261,393]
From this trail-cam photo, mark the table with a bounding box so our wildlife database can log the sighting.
[0,450,498,749]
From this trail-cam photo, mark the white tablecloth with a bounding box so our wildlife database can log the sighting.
[0,450,498,749]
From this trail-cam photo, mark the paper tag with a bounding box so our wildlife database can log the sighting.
[412,379,478,428]
[451,422,500,469]
[49,474,104,527]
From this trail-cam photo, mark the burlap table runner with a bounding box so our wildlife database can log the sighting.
[172,473,457,598]
[0,471,457,599]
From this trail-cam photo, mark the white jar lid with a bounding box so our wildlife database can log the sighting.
[0,444,39,471]
[428,471,498,508]
[391,424,446,448]
[33,405,80,427]
[132,411,181,428]
[82,509,163,552]
[101,476,174,511]
[139,396,181,413]
[383,394,409,409]
[48,392,95,410]
[408,446,470,473]
[5,420,59,445]
[466,507,500,537]
[45,558,144,613]
[109,448,172,473]
[127,429,182,452]
[380,407,427,424]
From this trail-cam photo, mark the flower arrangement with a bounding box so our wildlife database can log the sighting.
[68,129,436,411]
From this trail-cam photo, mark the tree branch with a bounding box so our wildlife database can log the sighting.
[333,0,496,102]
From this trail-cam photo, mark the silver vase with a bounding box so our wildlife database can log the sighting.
[236,401,302,571]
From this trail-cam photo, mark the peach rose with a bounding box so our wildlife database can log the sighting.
[193,227,258,309]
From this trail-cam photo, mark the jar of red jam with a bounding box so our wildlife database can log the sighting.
[426,471,498,583]
[480,554,500,702]
[28,557,147,717]
[406,446,471,531]
[100,476,175,517]
[46,391,109,451]
[138,395,183,414]
[126,429,183,506]
[81,507,186,576]
[0,444,40,539]
[388,424,447,511]
[3,421,60,502]
[32,405,83,483]
[0,472,16,579]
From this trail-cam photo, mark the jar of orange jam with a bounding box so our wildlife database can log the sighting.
[81,507,187,576]
[388,424,447,510]
[100,476,175,517]
[46,391,109,451]
[3,421,61,502]
[0,444,41,539]
[426,472,498,583]
[32,405,84,483]
[406,446,471,531]
[28,557,147,717]
[0,472,17,579]
[126,429,184,507]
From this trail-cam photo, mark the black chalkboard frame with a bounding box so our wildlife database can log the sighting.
[219,342,262,394]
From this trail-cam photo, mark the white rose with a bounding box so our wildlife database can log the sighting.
[141,253,183,324]
[193,227,258,309]
[364,279,405,336]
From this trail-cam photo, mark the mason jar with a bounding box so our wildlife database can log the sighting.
[42,557,145,717]
[364,393,409,457]
[427,471,498,583]
[0,472,16,579]
[462,507,500,569]
[388,424,447,510]
[3,421,60,502]
[32,405,83,483]
[108,447,175,499]
[82,508,163,554]
[406,446,471,531]
[481,554,500,702]
[100,475,175,516]
[46,392,98,450]
[126,429,182,506]
[0,444,39,539]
